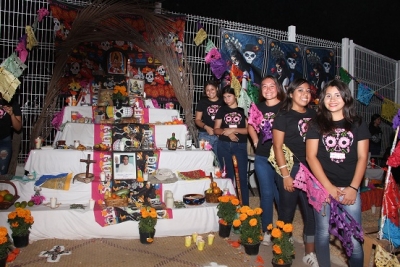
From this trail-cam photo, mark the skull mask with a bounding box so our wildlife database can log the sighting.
[157,65,166,76]
[287,57,296,69]
[244,51,256,64]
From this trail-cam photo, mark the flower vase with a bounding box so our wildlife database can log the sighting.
[0,257,6,267]
[12,234,29,248]
[139,231,155,244]
[243,242,260,255]
[271,261,292,267]
[113,99,123,109]
[218,223,232,238]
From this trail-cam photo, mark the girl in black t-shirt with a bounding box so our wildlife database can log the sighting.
[272,79,318,266]
[195,80,224,156]
[306,80,369,266]
[214,86,249,205]
[0,93,22,174]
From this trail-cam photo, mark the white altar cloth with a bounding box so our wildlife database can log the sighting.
[53,123,187,148]
[0,178,235,241]
[24,149,214,179]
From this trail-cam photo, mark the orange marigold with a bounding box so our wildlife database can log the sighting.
[277,259,284,265]
[271,228,282,239]
[249,218,258,227]
[254,207,262,215]
[273,244,282,254]
[276,220,284,228]
[283,223,293,233]
[246,209,255,216]
[233,219,241,227]
[267,223,273,231]
[231,198,240,206]
[239,213,248,221]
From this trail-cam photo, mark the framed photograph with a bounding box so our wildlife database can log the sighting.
[113,152,137,180]
[128,78,145,95]
[107,50,126,74]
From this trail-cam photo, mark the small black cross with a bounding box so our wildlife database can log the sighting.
[80,154,96,178]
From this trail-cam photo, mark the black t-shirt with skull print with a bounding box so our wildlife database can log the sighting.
[196,98,224,132]
[273,108,316,165]
[215,105,247,143]
[306,118,370,187]
[251,101,282,157]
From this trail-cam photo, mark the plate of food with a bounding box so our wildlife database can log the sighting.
[93,143,110,151]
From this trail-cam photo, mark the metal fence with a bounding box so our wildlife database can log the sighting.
[0,0,398,163]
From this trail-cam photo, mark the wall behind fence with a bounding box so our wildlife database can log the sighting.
[0,0,397,163]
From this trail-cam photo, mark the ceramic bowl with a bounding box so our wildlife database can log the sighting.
[182,194,205,205]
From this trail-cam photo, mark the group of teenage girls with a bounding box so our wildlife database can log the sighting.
[195,76,368,267]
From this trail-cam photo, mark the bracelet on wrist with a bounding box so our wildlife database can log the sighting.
[278,165,287,169]
[282,175,290,179]
[349,185,358,191]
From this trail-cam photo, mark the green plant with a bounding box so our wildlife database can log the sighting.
[268,220,295,265]
[233,206,263,245]
[112,85,128,100]
[7,208,34,237]
[0,227,11,259]
[138,206,157,233]
[217,195,240,225]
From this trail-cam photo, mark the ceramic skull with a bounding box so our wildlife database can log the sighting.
[145,71,154,83]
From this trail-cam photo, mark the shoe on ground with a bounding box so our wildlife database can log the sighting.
[261,232,271,246]
[303,252,319,267]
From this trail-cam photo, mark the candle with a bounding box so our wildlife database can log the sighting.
[100,172,106,182]
[50,197,57,208]
[143,172,149,181]
[89,199,95,209]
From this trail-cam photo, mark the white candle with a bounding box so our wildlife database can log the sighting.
[143,172,148,181]
[50,197,57,208]
[89,199,95,209]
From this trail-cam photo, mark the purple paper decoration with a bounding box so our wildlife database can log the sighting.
[210,58,227,79]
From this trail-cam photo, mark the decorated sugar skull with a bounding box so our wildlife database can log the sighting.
[145,71,154,83]
[115,40,124,46]
[166,32,177,45]
[114,107,133,119]
[175,40,183,54]
[223,112,242,126]
[298,118,312,142]
[103,78,115,89]
[322,128,354,163]
[287,57,297,70]
[70,62,80,75]
[156,65,166,76]
[100,41,111,51]
[207,104,220,120]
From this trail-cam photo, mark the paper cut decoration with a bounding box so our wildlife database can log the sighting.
[248,103,263,133]
[382,98,400,123]
[210,58,227,79]
[205,47,221,64]
[37,8,50,22]
[205,39,216,54]
[194,28,207,46]
[339,67,352,84]
[39,246,71,263]
[0,67,21,101]
[374,245,400,267]
[356,83,374,106]
[25,25,38,50]
[15,36,28,63]
[0,53,27,78]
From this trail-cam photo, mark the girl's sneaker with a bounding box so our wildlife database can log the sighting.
[303,252,319,267]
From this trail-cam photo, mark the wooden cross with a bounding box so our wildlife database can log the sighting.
[80,154,96,178]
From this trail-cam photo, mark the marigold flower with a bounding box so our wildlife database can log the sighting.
[231,198,240,206]
[277,259,284,264]
[247,237,253,244]
[254,207,262,215]
[267,223,273,231]
[271,228,282,238]
[246,209,255,216]
[283,223,293,233]
[273,244,282,254]
[239,213,248,221]
[276,220,284,228]
[233,219,241,227]
[0,236,7,245]
[249,218,258,227]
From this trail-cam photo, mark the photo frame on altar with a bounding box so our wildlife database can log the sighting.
[128,78,145,96]
[107,50,126,74]
[113,152,137,180]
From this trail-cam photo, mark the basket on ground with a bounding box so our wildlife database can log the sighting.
[0,181,20,210]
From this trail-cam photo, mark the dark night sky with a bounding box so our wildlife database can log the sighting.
[162,0,400,60]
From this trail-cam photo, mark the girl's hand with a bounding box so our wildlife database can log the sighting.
[228,133,239,142]
[223,128,236,136]
[205,125,214,135]
[341,187,357,205]
[3,105,13,116]
[326,185,343,203]
[283,177,295,192]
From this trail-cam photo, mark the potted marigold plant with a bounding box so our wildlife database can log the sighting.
[216,195,240,238]
[0,226,11,263]
[112,85,128,108]
[233,206,263,255]
[7,208,34,248]
[138,206,157,244]
[268,220,295,266]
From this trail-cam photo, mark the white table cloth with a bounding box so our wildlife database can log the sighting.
[0,178,235,241]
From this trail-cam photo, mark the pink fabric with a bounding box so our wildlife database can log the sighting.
[142,108,150,123]
[293,163,328,212]
[248,103,263,133]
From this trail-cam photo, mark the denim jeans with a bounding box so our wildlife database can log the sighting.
[198,132,219,165]
[314,193,363,266]
[276,163,315,242]
[254,154,280,232]
[216,141,249,205]
[0,136,12,175]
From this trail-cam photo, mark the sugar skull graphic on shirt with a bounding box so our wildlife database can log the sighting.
[259,112,276,143]
[298,118,312,142]
[224,111,243,128]
[207,104,221,120]
[322,128,354,163]
[0,106,5,119]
